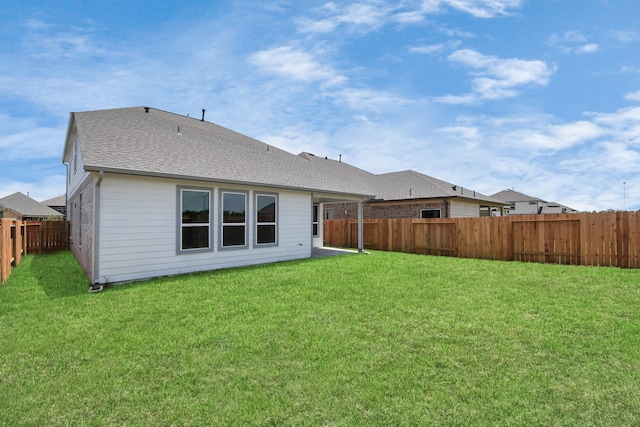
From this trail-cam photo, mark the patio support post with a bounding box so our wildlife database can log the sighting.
[357,199,364,253]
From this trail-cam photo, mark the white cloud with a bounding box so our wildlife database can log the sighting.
[599,142,640,172]
[338,3,387,27]
[335,88,412,111]
[576,43,598,54]
[621,66,640,74]
[24,19,53,30]
[0,115,64,161]
[549,121,603,146]
[498,121,601,151]
[590,106,640,143]
[0,175,67,202]
[259,127,332,157]
[409,40,461,54]
[550,30,587,44]
[439,0,522,18]
[296,2,389,34]
[435,49,552,103]
[591,106,640,127]
[296,0,522,34]
[437,125,482,148]
[21,20,105,60]
[624,90,640,102]
[439,26,476,38]
[606,30,639,43]
[249,46,346,86]
[548,31,598,54]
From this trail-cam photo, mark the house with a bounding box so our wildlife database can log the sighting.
[0,192,64,221]
[61,107,372,288]
[298,153,507,220]
[42,195,67,219]
[491,189,579,215]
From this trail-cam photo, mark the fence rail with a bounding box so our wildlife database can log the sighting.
[1,219,69,283]
[323,211,640,269]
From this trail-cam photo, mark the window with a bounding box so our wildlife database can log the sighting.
[313,204,319,236]
[325,208,334,220]
[178,187,211,253]
[220,190,248,249]
[255,193,278,246]
[420,209,441,219]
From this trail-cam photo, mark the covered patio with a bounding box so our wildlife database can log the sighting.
[312,247,361,259]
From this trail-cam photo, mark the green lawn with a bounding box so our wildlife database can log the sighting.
[1,251,639,426]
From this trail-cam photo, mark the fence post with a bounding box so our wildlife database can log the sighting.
[14,220,22,267]
[0,219,4,283]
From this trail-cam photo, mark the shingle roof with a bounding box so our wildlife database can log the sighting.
[491,189,578,212]
[66,107,373,197]
[41,195,66,206]
[64,106,505,205]
[0,192,64,217]
[299,152,506,205]
[491,189,544,203]
[373,170,503,203]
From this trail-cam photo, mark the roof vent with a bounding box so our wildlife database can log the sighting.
[201,109,206,122]
[144,107,150,113]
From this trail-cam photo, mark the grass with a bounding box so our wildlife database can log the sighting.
[1,250,639,426]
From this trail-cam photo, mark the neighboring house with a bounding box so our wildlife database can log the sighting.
[491,189,579,215]
[298,153,507,220]
[62,106,372,287]
[42,195,67,219]
[0,192,64,221]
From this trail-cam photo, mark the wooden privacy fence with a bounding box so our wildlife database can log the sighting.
[0,219,69,283]
[323,211,640,268]
[0,219,23,284]
[24,221,70,254]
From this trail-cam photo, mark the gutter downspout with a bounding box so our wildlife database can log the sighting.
[63,162,69,220]
[89,170,104,292]
[62,162,70,229]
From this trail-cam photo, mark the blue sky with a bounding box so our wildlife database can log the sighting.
[1,0,639,211]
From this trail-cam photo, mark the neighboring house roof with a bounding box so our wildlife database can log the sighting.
[491,189,578,212]
[41,195,66,206]
[491,189,544,203]
[63,107,373,198]
[0,192,63,218]
[299,152,506,205]
[373,170,504,204]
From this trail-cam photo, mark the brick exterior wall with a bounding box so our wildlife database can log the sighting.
[0,208,20,219]
[68,174,94,282]
[324,199,449,220]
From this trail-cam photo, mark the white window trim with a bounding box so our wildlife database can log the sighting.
[254,192,279,248]
[176,186,213,254]
[313,204,320,237]
[219,189,249,250]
